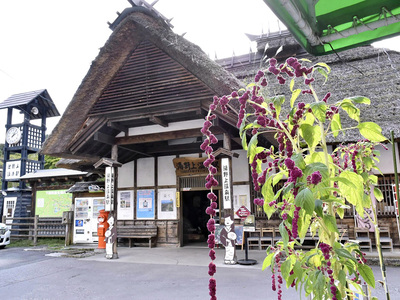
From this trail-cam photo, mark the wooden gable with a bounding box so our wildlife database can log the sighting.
[89,39,215,119]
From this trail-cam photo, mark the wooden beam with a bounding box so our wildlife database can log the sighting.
[94,132,116,145]
[116,128,203,145]
[107,121,128,136]
[119,145,153,157]
[149,115,168,127]
[107,106,201,123]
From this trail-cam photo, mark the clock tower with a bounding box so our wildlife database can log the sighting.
[0,89,60,220]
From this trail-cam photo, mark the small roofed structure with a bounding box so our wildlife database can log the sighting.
[0,89,60,119]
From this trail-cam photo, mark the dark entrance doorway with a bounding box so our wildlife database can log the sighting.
[182,190,209,245]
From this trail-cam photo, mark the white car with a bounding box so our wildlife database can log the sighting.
[0,223,10,248]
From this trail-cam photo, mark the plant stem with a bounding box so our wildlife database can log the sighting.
[370,203,390,300]
[309,81,336,246]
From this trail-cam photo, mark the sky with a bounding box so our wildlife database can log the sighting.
[1,0,400,142]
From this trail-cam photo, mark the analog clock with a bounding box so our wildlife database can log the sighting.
[6,127,22,145]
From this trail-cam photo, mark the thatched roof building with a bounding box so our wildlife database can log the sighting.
[42,7,244,162]
[217,30,400,143]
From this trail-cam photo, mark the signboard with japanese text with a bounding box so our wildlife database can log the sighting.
[137,189,155,219]
[105,167,115,211]
[221,158,232,209]
[5,160,21,180]
[173,157,220,176]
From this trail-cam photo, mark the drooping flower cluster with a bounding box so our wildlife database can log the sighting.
[319,243,337,300]
[201,103,222,300]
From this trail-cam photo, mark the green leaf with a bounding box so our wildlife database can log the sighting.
[293,261,303,278]
[282,182,294,197]
[315,67,329,84]
[349,96,370,105]
[331,113,342,138]
[358,264,375,288]
[338,171,364,206]
[290,89,301,108]
[273,172,284,186]
[304,162,330,179]
[262,177,276,219]
[323,215,338,233]
[331,176,357,189]
[314,271,325,300]
[263,201,276,220]
[303,111,315,125]
[279,222,289,248]
[314,199,323,218]
[247,133,259,163]
[374,187,384,202]
[315,62,331,73]
[241,133,248,151]
[262,252,274,270]
[295,188,315,216]
[239,118,249,138]
[357,122,387,142]
[299,124,321,149]
[290,78,295,92]
[337,206,345,219]
[336,248,357,262]
[338,269,347,286]
[340,99,360,122]
[369,174,378,185]
[281,258,292,280]
[310,102,327,123]
[272,95,285,117]
[292,153,306,170]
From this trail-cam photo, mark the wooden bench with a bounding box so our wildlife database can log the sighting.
[355,227,372,252]
[379,226,393,252]
[117,225,158,248]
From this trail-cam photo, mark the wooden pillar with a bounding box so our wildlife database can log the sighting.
[111,144,119,259]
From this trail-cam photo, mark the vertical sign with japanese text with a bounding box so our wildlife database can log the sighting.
[105,167,115,211]
[221,158,232,209]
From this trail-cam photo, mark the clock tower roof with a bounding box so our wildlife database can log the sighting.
[0,89,60,119]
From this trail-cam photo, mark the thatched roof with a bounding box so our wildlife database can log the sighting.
[218,31,400,143]
[42,7,242,160]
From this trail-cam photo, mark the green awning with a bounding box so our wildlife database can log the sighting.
[264,0,400,55]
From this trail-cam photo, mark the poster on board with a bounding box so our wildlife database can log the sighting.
[233,185,251,219]
[157,188,177,219]
[118,190,134,220]
[137,189,155,219]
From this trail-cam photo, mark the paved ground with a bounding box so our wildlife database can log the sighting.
[0,245,400,299]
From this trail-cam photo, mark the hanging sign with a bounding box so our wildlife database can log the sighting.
[105,167,115,211]
[235,205,251,220]
[221,158,232,209]
[173,157,220,176]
